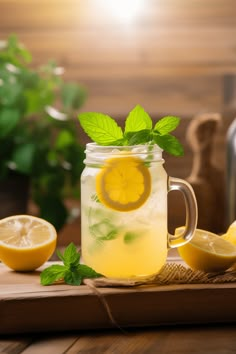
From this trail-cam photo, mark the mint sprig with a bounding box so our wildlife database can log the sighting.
[78,105,184,156]
[40,243,102,286]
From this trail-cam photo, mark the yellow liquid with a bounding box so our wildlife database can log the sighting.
[81,162,168,279]
[81,151,167,279]
[82,221,167,278]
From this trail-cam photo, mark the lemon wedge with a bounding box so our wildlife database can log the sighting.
[96,156,151,212]
[0,215,57,271]
[176,227,236,273]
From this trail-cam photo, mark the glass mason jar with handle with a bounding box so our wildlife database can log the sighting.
[81,143,198,279]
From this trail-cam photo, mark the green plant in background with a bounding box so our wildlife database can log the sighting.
[0,34,86,230]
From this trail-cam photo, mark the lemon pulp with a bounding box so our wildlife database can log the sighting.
[176,227,236,272]
[96,156,151,212]
[0,215,57,271]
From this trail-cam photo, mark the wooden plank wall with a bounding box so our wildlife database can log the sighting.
[1,0,236,234]
[1,0,236,117]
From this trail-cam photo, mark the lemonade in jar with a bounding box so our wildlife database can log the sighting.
[79,105,197,279]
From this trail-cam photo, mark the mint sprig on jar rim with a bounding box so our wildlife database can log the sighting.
[78,104,184,156]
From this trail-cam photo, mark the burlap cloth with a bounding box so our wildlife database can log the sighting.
[84,262,236,288]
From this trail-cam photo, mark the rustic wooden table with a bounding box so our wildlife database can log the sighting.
[1,324,236,353]
[2,257,236,353]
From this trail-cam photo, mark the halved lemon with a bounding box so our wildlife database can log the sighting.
[0,215,57,271]
[96,156,151,212]
[221,220,236,246]
[176,227,236,273]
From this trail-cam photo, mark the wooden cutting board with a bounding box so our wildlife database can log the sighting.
[1,262,236,334]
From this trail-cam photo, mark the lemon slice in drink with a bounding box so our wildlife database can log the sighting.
[221,220,236,246]
[96,156,151,212]
[0,215,57,271]
[176,227,236,272]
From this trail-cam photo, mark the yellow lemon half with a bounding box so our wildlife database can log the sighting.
[221,220,236,246]
[96,156,151,212]
[176,227,236,273]
[0,215,57,271]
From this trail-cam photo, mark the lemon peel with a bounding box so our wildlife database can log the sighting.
[176,227,236,273]
[221,220,236,246]
[0,215,57,271]
[96,156,151,212]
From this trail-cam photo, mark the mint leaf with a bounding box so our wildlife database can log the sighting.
[78,112,123,145]
[125,129,151,145]
[154,134,184,156]
[40,264,67,285]
[98,229,118,241]
[124,232,143,244]
[64,270,82,286]
[107,138,125,146]
[154,116,180,135]
[89,219,118,241]
[63,242,80,267]
[124,105,152,133]
[56,249,65,262]
[40,242,103,286]
[77,264,102,278]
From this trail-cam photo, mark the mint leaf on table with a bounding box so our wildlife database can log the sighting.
[61,242,80,267]
[77,264,102,278]
[78,112,123,145]
[40,242,102,286]
[56,249,65,262]
[124,104,152,133]
[64,270,82,286]
[40,264,67,286]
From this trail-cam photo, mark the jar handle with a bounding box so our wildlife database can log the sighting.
[167,176,198,248]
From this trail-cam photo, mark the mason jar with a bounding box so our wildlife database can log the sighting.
[81,143,197,279]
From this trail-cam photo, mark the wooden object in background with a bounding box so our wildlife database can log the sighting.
[186,113,225,233]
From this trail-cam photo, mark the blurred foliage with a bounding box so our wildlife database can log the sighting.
[0,34,86,230]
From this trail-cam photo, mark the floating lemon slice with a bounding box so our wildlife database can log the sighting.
[0,215,57,271]
[221,220,236,246]
[96,156,151,212]
[176,227,236,273]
